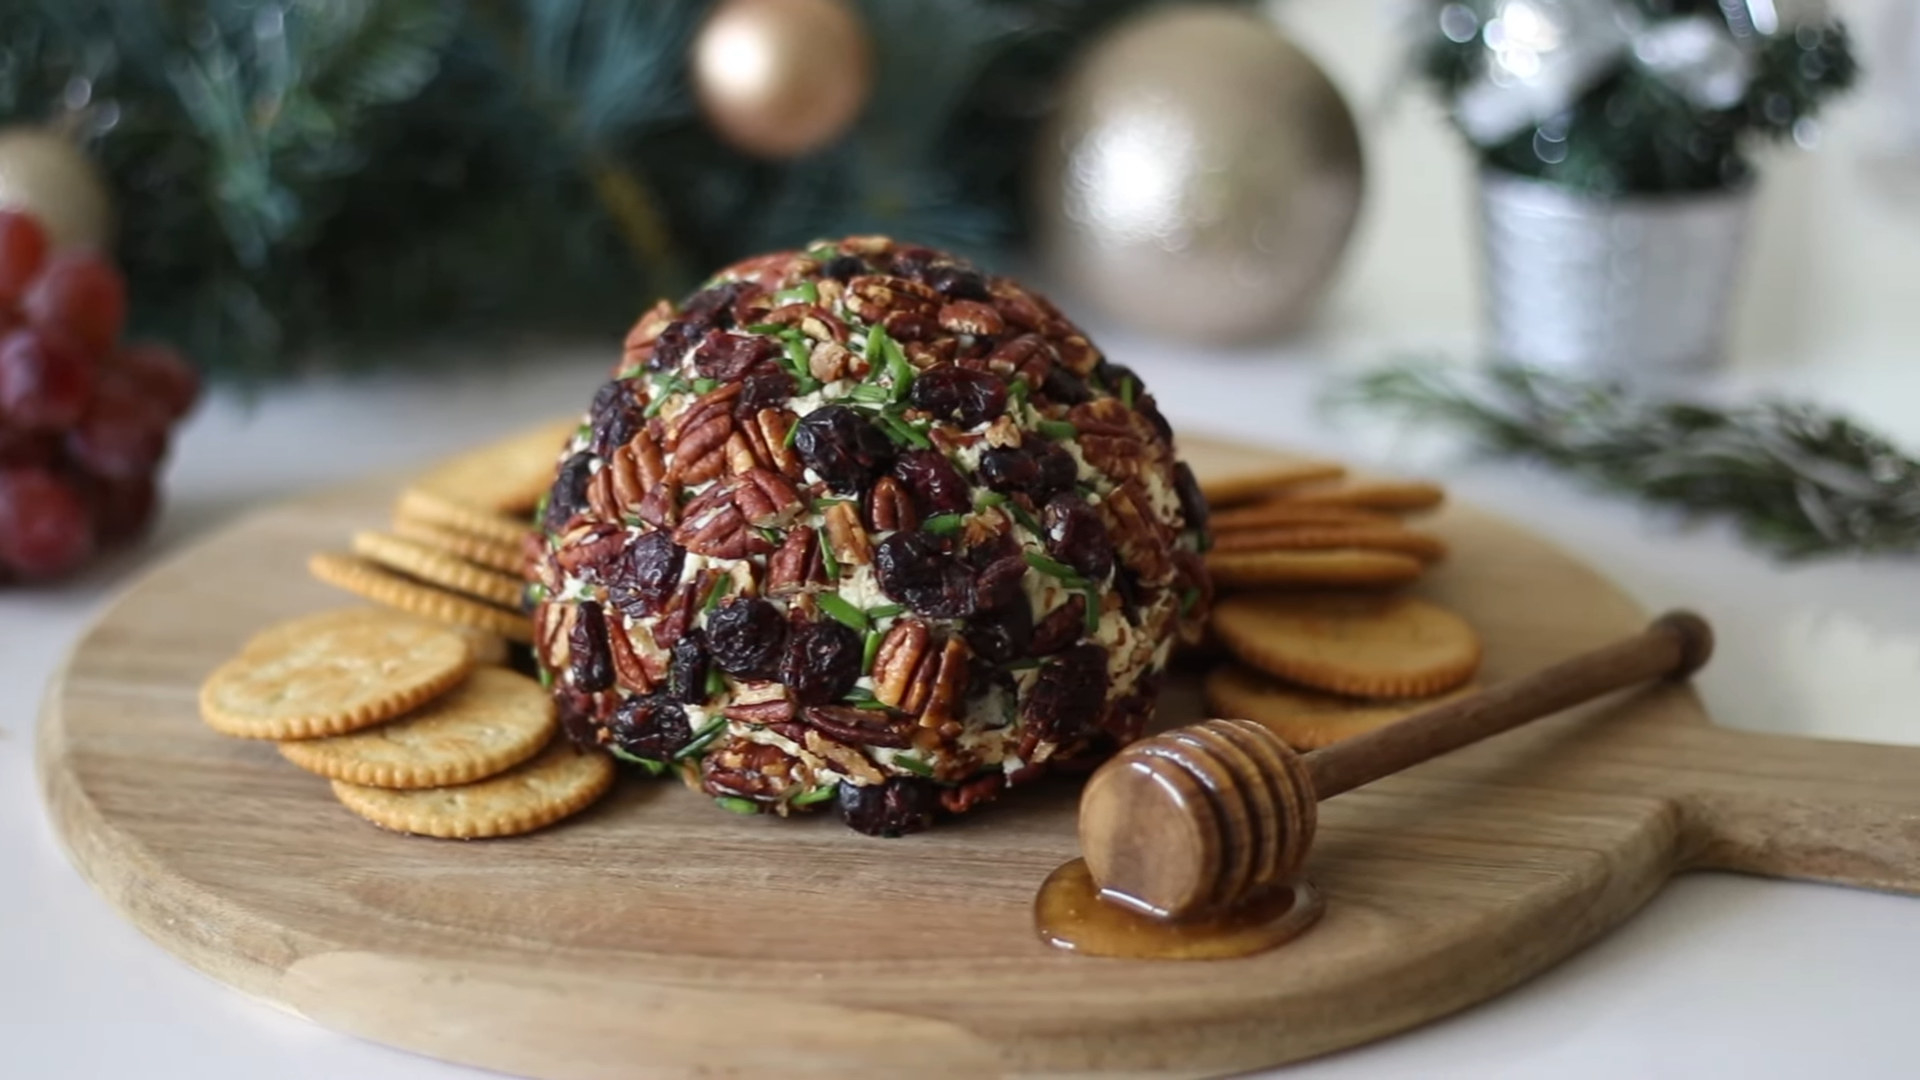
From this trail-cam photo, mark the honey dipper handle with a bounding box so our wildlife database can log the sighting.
[1303,611,1714,800]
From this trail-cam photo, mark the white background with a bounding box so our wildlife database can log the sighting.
[6,0,1920,1076]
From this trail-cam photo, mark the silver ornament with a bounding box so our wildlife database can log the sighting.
[0,127,112,251]
[1034,6,1363,344]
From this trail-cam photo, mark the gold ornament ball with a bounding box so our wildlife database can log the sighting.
[0,126,113,251]
[1034,7,1364,344]
[693,0,873,159]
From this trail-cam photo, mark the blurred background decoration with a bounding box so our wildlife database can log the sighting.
[1033,4,1364,345]
[0,0,1267,383]
[1413,0,1857,372]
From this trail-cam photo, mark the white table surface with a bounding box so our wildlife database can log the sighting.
[8,1,1920,1075]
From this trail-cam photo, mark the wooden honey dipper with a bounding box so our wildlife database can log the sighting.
[1073,611,1715,928]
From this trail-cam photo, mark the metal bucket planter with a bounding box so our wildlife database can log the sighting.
[1477,169,1755,373]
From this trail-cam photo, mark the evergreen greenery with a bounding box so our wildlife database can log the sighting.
[1417,0,1857,196]
[0,0,1195,380]
[1341,362,1920,559]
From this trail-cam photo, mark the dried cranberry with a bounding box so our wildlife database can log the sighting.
[890,449,970,516]
[792,405,895,494]
[889,245,939,280]
[605,530,685,618]
[738,365,796,413]
[1094,359,1141,400]
[1022,644,1108,743]
[874,531,976,619]
[649,323,697,371]
[909,365,1006,427]
[568,601,614,692]
[555,686,603,747]
[779,619,863,704]
[544,451,594,532]
[706,597,787,679]
[680,280,749,330]
[1030,595,1086,656]
[609,693,693,761]
[1172,461,1209,534]
[694,329,780,381]
[978,444,1077,503]
[1038,366,1090,405]
[802,705,916,749]
[925,264,989,301]
[837,777,938,837]
[669,627,710,704]
[588,379,645,457]
[1043,493,1114,581]
[964,592,1033,664]
[823,254,866,281]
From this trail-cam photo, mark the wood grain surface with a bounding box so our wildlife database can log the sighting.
[36,436,1920,1079]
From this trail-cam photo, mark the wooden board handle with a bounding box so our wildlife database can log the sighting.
[1305,612,1714,800]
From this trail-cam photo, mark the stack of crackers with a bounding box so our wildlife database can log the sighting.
[1196,461,1483,750]
[198,607,613,837]
[305,419,579,653]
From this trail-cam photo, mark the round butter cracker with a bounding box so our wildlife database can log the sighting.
[352,530,526,609]
[1212,592,1481,699]
[393,488,531,549]
[331,740,616,839]
[1206,663,1478,749]
[1206,548,1425,590]
[308,552,532,643]
[280,668,556,788]
[200,610,475,740]
[408,418,579,514]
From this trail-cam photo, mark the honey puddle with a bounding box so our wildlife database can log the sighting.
[1034,858,1324,960]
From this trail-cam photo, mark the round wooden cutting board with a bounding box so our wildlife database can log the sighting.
[37,436,1920,1079]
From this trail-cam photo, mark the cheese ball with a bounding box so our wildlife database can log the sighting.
[530,236,1211,835]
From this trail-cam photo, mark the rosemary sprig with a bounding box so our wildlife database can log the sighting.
[1338,361,1920,559]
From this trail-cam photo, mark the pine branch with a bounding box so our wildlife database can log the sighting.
[1338,362,1920,559]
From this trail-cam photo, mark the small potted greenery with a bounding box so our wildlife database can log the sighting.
[1417,0,1856,372]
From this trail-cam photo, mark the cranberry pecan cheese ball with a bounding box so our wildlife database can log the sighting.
[529,236,1212,836]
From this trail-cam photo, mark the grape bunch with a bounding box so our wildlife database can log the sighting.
[0,210,199,583]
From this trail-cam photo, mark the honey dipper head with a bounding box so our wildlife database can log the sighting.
[1078,719,1318,921]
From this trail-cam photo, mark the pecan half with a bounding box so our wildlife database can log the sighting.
[730,467,805,528]
[585,466,619,522]
[809,341,856,382]
[803,705,917,749]
[635,480,680,528]
[871,619,931,709]
[752,407,804,479]
[1100,480,1175,586]
[724,431,758,476]
[866,475,918,533]
[668,382,743,447]
[985,415,1023,449]
[554,522,626,579]
[702,741,802,802]
[845,274,940,324]
[984,334,1056,384]
[606,611,654,694]
[822,500,872,566]
[670,412,733,486]
[673,503,774,560]
[916,636,972,731]
[939,772,1005,815]
[763,302,850,344]
[802,729,886,786]
[723,697,798,725]
[765,525,819,596]
[938,300,1005,337]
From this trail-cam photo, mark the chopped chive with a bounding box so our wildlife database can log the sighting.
[756,526,782,546]
[865,603,903,620]
[783,419,801,448]
[705,667,727,699]
[862,627,882,672]
[791,785,838,807]
[843,686,877,703]
[1007,376,1030,405]
[1023,551,1086,584]
[884,341,915,402]
[693,377,719,395]
[773,281,819,306]
[1036,419,1078,441]
[701,575,731,613]
[1178,587,1202,618]
[616,365,644,379]
[781,336,813,382]
[855,699,893,711]
[812,496,852,511]
[1120,377,1137,408]
[892,755,934,777]
[876,412,932,449]
[847,383,892,404]
[526,582,550,603]
[537,665,554,689]
[921,512,965,536]
[1008,503,1044,536]
[863,323,890,368]
[674,717,728,760]
[974,490,1008,508]
[575,422,592,440]
[643,393,672,418]
[743,321,783,334]
[715,795,762,815]
[1003,657,1043,671]
[819,538,842,580]
[1083,589,1102,634]
[816,591,868,633]
[608,746,668,776]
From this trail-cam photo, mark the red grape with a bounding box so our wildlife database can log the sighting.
[24,252,126,356]
[0,466,95,579]
[0,211,49,305]
[0,327,94,430]
[66,380,170,478]
[114,341,201,420]
[87,472,158,544]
